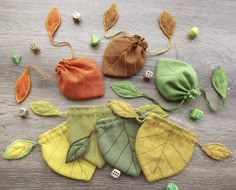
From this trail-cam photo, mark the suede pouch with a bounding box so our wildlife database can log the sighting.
[103,35,148,77]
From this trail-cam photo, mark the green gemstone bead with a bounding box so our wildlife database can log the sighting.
[190,108,203,120]
[166,182,179,190]
[90,35,100,46]
[12,54,22,64]
[188,26,199,39]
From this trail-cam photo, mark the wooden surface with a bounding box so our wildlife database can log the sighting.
[0,0,235,189]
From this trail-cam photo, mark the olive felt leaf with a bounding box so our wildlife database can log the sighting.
[103,3,119,31]
[159,10,176,39]
[66,137,90,163]
[96,116,142,177]
[200,143,232,160]
[3,140,37,160]
[111,81,144,98]
[135,113,197,182]
[15,68,31,103]
[212,66,228,99]
[38,122,96,181]
[30,100,61,116]
[108,99,139,119]
[45,7,61,37]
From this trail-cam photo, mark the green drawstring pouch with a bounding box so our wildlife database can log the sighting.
[95,100,168,177]
[155,58,228,111]
[66,106,114,168]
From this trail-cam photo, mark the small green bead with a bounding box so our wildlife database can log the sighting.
[188,26,199,39]
[90,35,100,46]
[166,182,179,190]
[190,108,203,120]
[12,54,22,64]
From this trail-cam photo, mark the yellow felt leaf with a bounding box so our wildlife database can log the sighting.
[135,113,197,182]
[3,140,37,160]
[108,99,139,119]
[103,3,119,31]
[159,10,176,39]
[38,122,96,181]
[30,100,61,116]
[201,143,232,160]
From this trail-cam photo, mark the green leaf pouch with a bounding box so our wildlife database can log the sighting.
[156,58,228,111]
[66,105,114,167]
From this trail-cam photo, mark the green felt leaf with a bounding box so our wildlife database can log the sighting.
[66,137,90,163]
[156,58,200,102]
[3,140,37,160]
[212,66,228,99]
[111,81,144,98]
[96,116,141,177]
[30,100,61,116]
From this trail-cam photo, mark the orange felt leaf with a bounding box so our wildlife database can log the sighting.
[103,3,119,31]
[45,7,61,37]
[15,68,31,103]
[159,10,176,39]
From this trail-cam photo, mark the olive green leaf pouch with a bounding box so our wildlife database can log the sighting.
[66,106,114,168]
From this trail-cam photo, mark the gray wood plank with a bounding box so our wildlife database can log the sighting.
[0,0,235,189]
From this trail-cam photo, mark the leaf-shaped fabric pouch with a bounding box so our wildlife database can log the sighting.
[66,105,114,167]
[96,116,142,177]
[103,35,148,77]
[55,56,104,99]
[15,7,104,103]
[135,113,197,182]
[155,58,228,111]
[38,122,96,181]
[156,58,201,103]
[102,3,176,78]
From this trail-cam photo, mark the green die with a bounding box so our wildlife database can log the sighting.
[190,108,203,120]
[166,182,179,190]
[12,54,22,65]
[90,35,100,46]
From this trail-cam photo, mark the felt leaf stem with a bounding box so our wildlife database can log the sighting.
[15,68,31,103]
[3,140,37,160]
[199,143,232,160]
[30,100,62,116]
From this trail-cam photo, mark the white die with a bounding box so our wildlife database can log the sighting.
[143,70,153,81]
[30,42,40,53]
[72,12,81,22]
[111,168,121,179]
[18,108,28,118]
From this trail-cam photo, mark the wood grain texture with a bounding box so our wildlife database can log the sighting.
[0,0,235,189]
